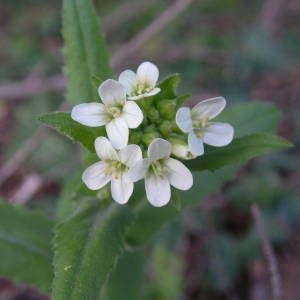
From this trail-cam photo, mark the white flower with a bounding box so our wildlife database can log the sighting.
[71,79,143,149]
[129,138,193,207]
[82,137,142,204]
[118,61,161,100]
[176,97,234,156]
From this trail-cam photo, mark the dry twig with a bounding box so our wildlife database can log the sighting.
[251,204,283,300]
[0,75,65,101]
[102,0,155,33]
[0,128,46,187]
[0,101,70,188]
[258,0,286,37]
[8,173,42,204]
[111,0,193,67]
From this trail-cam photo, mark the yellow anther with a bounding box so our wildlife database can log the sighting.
[131,80,153,96]
[201,116,209,128]
[104,168,112,175]
[106,106,121,118]
[192,116,210,137]
[103,160,128,179]
[151,160,169,179]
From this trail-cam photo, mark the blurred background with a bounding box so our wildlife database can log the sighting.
[0,0,299,299]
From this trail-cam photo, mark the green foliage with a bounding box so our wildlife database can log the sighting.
[216,101,281,137]
[38,112,104,152]
[101,250,145,300]
[62,0,113,105]
[126,167,236,246]
[175,93,191,107]
[186,133,292,171]
[145,244,183,300]
[52,202,133,300]
[91,74,103,88]
[156,74,180,100]
[56,171,88,220]
[126,196,178,247]
[2,1,299,299]
[0,200,53,293]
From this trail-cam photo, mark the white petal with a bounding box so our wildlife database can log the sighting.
[192,97,226,120]
[94,137,118,161]
[188,132,204,156]
[128,159,150,182]
[175,107,193,133]
[118,145,142,167]
[118,70,138,94]
[127,87,161,101]
[148,138,172,162]
[145,174,171,207]
[71,103,107,127]
[145,87,161,97]
[165,158,193,190]
[98,79,126,105]
[122,101,143,128]
[137,61,159,86]
[111,173,133,204]
[203,122,234,146]
[127,94,146,101]
[82,161,111,190]
[106,118,129,149]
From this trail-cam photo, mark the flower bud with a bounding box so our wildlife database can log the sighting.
[142,131,161,146]
[147,107,160,123]
[129,131,143,144]
[157,100,177,119]
[159,120,173,137]
[169,136,196,160]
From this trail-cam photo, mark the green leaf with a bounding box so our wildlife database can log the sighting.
[52,202,133,300]
[175,93,191,107]
[91,75,103,88]
[215,101,280,137]
[156,74,180,100]
[186,133,293,171]
[62,0,113,104]
[57,171,87,220]
[126,167,236,246]
[148,244,183,299]
[101,250,145,300]
[126,197,178,246]
[0,200,53,293]
[38,112,104,152]
[171,189,182,211]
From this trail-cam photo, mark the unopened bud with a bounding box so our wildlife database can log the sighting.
[159,120,173,137]
[169,136,195,160]
[142,131,161,146]
[157,100,177,119]
[147,107,160,123]
[129,131,142,144]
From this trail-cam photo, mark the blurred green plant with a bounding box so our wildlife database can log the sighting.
[0,0,298,299]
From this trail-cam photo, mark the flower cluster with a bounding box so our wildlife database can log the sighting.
[71,62,234,207]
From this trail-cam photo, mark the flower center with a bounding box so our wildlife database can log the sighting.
[192,116,209,138]
[130,80,153,97]
[103,160,129,179]
[151,160,169,179]
[105,104,123,119]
